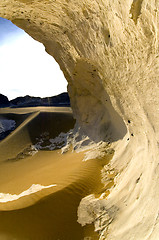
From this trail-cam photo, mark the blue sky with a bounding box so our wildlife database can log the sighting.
[0,17,67,100]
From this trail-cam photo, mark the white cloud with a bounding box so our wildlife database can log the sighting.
[0,34,67,100]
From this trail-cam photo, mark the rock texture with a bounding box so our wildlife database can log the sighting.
[0,1,159,239]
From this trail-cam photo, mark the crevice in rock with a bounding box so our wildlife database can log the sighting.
[130,0,143,24]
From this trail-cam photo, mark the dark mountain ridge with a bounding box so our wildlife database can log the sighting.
[0,94,10,107]
[0,92,70,108]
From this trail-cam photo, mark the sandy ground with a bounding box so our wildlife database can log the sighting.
[0,107,112,240]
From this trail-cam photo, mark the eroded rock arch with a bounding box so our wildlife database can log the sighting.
[0,1,159,239]
[0,0,128,141]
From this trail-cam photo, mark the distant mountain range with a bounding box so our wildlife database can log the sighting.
[0,93,70,108]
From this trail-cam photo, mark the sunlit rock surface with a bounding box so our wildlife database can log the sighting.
[0,1,159,239]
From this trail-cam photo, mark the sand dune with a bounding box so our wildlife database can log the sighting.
[0,107,113,239]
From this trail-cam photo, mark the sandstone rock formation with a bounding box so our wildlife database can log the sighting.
[0,1,159,239]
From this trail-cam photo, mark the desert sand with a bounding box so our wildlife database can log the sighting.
[0,107,113,240]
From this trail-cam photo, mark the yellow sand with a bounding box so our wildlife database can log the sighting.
[0,107,110,240]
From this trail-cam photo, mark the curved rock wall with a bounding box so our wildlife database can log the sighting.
[0,0,159,239]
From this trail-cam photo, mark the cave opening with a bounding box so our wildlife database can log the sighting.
[0,11,127,142]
